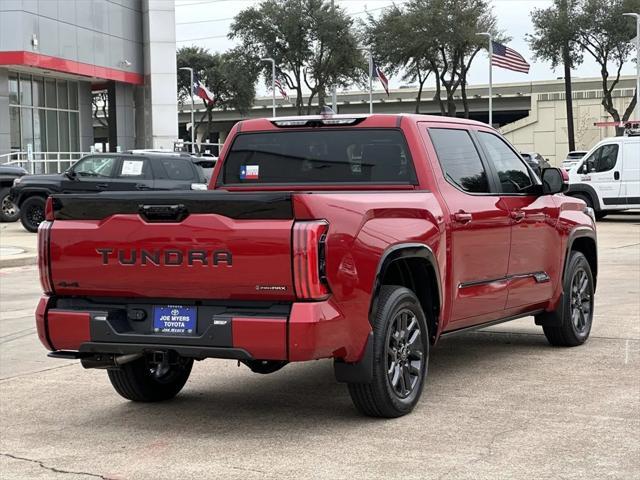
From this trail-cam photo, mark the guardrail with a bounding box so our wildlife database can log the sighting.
[1,152,89,174]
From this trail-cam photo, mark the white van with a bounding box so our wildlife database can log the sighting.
[567,134,639,219]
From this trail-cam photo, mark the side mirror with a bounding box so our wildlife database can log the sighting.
[542,167,568,195]
[64,169,77,180]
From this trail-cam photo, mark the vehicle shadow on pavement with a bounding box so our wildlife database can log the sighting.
[84,330,553,433]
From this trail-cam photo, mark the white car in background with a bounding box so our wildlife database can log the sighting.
[562,150,588,170]
[566,135,640,219]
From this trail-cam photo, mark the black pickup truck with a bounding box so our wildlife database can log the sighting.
[0,164,28,222]
[11,152,214,232]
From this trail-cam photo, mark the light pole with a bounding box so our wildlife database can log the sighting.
[178,66,195,153]
[476,32,493,126]
[330,0,337,112]
[357,48,373,114]
[261,57,276,117]
[624,13,640,122]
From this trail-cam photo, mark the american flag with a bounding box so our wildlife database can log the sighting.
[491,42,530,74]
[274,78,289,101]
[372,61,389,96]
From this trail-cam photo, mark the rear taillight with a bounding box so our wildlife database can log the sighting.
[37,220,54,294]
[293,220,330,300]
[44,196,54,221]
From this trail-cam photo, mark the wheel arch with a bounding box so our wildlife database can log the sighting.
[369,243,442,344]
[567,184,602,211]
[15,189,51,207]
[565,228,598,291]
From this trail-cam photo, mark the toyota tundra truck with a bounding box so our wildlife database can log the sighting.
[35,114,597,418]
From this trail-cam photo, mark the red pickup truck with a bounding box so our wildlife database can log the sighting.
[35,114,597,418]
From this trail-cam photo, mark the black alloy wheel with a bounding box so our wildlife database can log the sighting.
[385,308,424,399]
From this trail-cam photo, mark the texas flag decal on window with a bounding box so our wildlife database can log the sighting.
[240,165,259,180]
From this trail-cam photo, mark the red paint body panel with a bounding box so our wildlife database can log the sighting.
[35,296,53,351]
[0,51,144,85]
[232,317,287,360]
[47,311,91,351]
[37,113,597,366]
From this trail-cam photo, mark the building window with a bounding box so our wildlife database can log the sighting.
[7,73,81,172]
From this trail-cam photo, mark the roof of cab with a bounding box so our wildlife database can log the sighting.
[236,113,492,132]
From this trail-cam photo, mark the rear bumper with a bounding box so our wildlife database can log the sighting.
[35,295,365,363]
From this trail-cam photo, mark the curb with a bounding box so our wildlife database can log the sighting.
[0,254,37,269]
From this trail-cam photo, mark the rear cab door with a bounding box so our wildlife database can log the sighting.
[109,156,155,192]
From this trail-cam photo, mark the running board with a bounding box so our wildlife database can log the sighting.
[439,310,544,338]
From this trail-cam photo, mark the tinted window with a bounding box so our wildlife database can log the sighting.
[429,128,489,193]
[222,130,416,184]
[584,144,619,173]
[478,132,533,193]
[159,158,196,181]
[117,158,151,179]
[73,157,117,178]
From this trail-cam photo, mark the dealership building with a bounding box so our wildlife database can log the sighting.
[0,0,178,161]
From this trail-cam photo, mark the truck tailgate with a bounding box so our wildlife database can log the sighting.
[47,191,295,300]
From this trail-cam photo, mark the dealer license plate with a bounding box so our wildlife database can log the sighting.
[153,305,197,335]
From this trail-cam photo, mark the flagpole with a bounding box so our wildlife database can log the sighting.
[368,50,373,114]
[261,58,276,117]
[476,33,492,126]
[179,67,195,153]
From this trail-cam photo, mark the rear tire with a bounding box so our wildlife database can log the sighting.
[19,196,46,232]
[0,188,19,222]
[107,356,193,402]
[348,286,429,418]
[542,251,594,347]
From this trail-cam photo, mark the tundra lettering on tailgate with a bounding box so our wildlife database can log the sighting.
[96,248,233,266]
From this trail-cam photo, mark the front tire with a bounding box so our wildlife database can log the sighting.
[19,196,46,232]
[107,355,193,402]
[0,188,19,222]
[542,251,594,347]
[348,286,430,418]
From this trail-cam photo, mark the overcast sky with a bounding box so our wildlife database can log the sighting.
[174,0,638,95]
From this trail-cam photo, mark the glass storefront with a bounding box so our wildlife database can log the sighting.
[8,73,81,170]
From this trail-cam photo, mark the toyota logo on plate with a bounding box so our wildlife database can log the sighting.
[171,309,179,315]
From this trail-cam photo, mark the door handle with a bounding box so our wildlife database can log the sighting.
[96,183,108,190]
[510,210,526,222]
[614,171,620,180]
[453,211,472,224]
[136,184,151,190]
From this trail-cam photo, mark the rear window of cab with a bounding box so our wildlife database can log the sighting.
[220,129,417,185]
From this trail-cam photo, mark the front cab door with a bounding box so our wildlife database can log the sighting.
[475,131,559,311]
[61,155,119,193]
[577,142,623,208]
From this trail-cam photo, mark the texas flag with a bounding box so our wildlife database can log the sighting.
[240,165,259,180]
[194,76,214,105]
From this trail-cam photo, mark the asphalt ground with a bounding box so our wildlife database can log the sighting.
[0,215,638,480]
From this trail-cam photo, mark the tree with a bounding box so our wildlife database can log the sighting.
[230,0,364,115]
[363,4,435,113]
[528,0,582,150]
[364,0,501,118]
[575,0,639,135]
[177,46,259,143]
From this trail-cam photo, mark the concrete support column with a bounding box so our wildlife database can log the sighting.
[107,81,136,152]
[140,0,178,150]
[0,68,10,157]
[78,81,93,153]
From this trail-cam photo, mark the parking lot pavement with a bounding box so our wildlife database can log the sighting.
[0,215,638,480]
[0,222,36,268]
